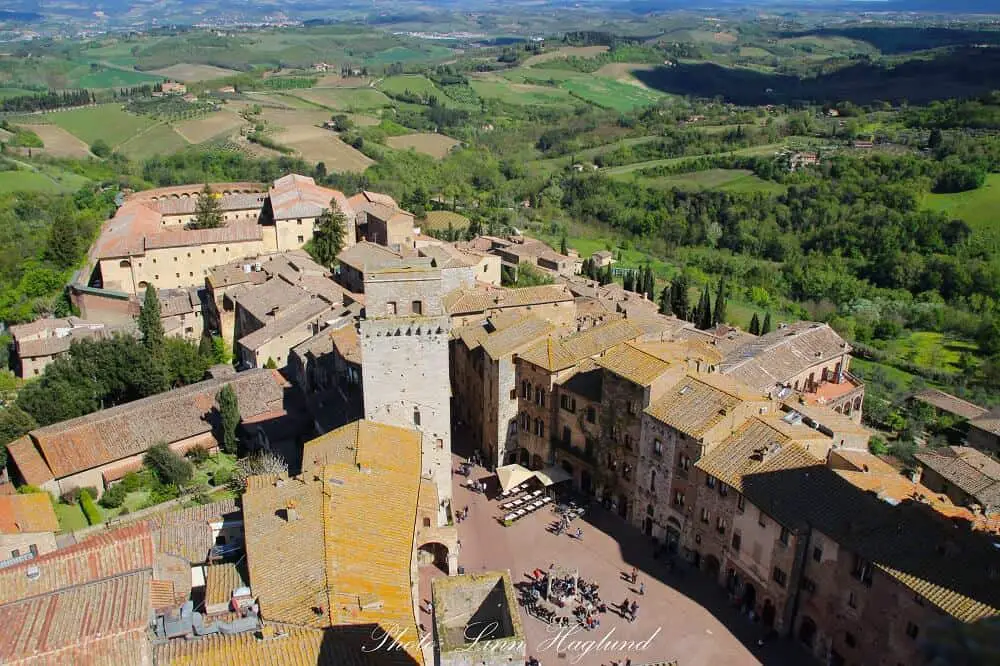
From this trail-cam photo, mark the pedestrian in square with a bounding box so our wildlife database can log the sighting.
[639,581,645,596]
[630,567,637,584]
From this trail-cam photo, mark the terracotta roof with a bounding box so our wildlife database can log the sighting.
[154,625,386,666]
[151,578,178,611]
[154,192,265,216]
[93,201,163,259]
[518,319,643,372]
[27,369,285,479]
[301,421,421,471]
[268,174,353,221]
[207,263,268,289]
[6,436,54,486]
[0,493,58,535]
[645,373,762,440]
[0,523,154,605]
[915,446,1000,512]
[418,244,478,270]
[740,463,1000,623]
[780,400,872,437]
[0,570,152,665]
[144,220,263,250]
[632,339,724,366]
[721,322,849,393]
[159,288,201,317]
[243,420,424,665]
[480,316,556,359]
[336,241,402,272]
[233,277,311,322]
[443,284,572,315]
[114,498,241,563]
[695,418,821,492]
[10,318,80,340]
[911,389,988,420]
[330,324,361,364]
[596,342,675,387]
[15,324,125,359]
[204,562,249,611]
[238,298,337,352]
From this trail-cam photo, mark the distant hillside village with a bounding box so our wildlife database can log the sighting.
[0,173,997,666]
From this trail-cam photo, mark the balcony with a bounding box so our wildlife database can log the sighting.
[802,371,864,406]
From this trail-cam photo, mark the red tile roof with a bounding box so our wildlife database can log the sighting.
[6,437,54,485]
[0,523,154,605]
[0,493,59,535]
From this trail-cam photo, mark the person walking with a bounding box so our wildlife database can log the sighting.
[630,601,639,623]
[630,567,637,584]
[639,581,645,596]
[575,527,583,541]
[620,598,630,619]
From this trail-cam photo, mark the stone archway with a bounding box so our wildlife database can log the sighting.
[417,541,450,573]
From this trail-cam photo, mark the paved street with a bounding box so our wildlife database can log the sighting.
[416,454,813,666]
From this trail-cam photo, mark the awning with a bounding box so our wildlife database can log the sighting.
[534,465,572,486]
[496,464,535,493]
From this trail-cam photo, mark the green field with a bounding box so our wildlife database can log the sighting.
[422,210,471,231]
[637,168,787,195]
[875,331,977,375]
[73,66,164,89]
[470,78,576,108]
[291,87,394,112]
[924,173,1000,249]
[117,124,190,160]
[561,78,664,112]
[45,104,157,147]
[377,74,474,109]
[0,169,90,193]
[604,142,789,176]
[0,88,43,99]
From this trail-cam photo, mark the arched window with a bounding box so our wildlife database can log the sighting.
[650,469,656,492]
[119,259,131,268]
[854,396,863,411]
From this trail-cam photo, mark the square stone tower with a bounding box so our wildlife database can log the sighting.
[360,263,453,525]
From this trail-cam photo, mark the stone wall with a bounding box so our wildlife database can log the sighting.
[365,270,444,319]
[440,265,476,294]
[0,531,57,560]
[361,315,453,524]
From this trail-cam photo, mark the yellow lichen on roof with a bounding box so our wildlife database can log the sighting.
[596,342,674,387]
[646,374,762,439]
[204,562,248,611]
[243,420,425,666]
[519,319,643,372]
[877,564,1000,623]
[155,625,357,666]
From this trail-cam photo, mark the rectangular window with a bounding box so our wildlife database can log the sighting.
[412,300,423,315]
[905,622,919,639]
[772,567,787,587]
[737,494,745,512]
[387,301,397,316]
[716,516,727,535]
[700,508,709,523]
[719,482,728,497]
[706,475,716,489]
[673,491,685,508]
[731,532,741,552]
[813,545,823,562]
[510,389,517,400]
[297,235,304,243]
[586,407,596,424]
[562,426,571,446]
[653,438,663,456]
[28,544,38,556]
[852,554,873,586]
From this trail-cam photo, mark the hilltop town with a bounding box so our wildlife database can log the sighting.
[0,173,998,666]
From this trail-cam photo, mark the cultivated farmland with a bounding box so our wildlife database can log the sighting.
[387,133,460,159]
[273,125,373,172]
[18,124,92,158]
[523,46,609,67]
[43,105,156,148]
[151,63,241,82]
[173,111,245,144]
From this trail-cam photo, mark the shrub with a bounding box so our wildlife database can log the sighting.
[186,446,210,464]
[80,491,102,525]
[99,483,128,509]
[16,484,45,495]
[90,139,111,158]
[81,486,98,500]
[121,471,143,493]
[60,488,82,504]
[212,467,233,487]
[145,443,194,487]
[868,436,890,456]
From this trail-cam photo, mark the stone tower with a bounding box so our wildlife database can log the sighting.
[360,262,453,525]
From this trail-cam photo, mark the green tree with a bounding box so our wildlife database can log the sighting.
[164,338,211,386]
[623,270,635,292]
[198,334,214,359]
[145,442,194,486]
[560,235,568,255]
[761,312,773,335]
[713,279,727,326]
[44,216,80,269]
[217,384,240,455]
[264,357,277,369]
[658,286,672,316]
[309,200,348,267]
[138,284,165,355]
[211,335,232,365]
[0,405,36,467]
[90,139,111,158]
[698,285,713,330]
[671,275,691,321]
[749,313,761,335]
[191,184,223,229]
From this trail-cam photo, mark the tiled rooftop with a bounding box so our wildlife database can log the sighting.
[336,241,402,272]
[204,561,249,611]
[443,284,572,315]
[596,342,675,387]
[518,319,643,372]
[269,174,354,222]
[0,492,59,535]
[645,374,762,439]
[238,298,337,352]
[25,369,285,480]
[915,446,1000,512]
[480,316,556,359]
[721,322,850,393]
[243,420,424,665]
[911,389,988,420]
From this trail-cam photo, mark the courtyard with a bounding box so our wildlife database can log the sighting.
[417,454,814,666]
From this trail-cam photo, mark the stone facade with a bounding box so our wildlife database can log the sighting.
[361,267,453,525]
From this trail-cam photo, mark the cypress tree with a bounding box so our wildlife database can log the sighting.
[749,312,761,335]
[671,274,691,321]
[658,286,672,316]
[713,278,727,326]
[311,200,348,267]
[699,285,713,330]
[644,268,655,299]
[623,271,634,292]
[138,284,165,355]
[762,312,773,335]
[560,235,568,255]
[217,385,240,455]
[192,184,223,229]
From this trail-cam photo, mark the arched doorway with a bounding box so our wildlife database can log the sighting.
[704,555,721,579]
[519,448,530,466]
[798,616,817,648]
[761,599,776,627]
[617,494,628,519]
[417,542,449,573]
[741,582,757,613]
[581,470,593,495]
